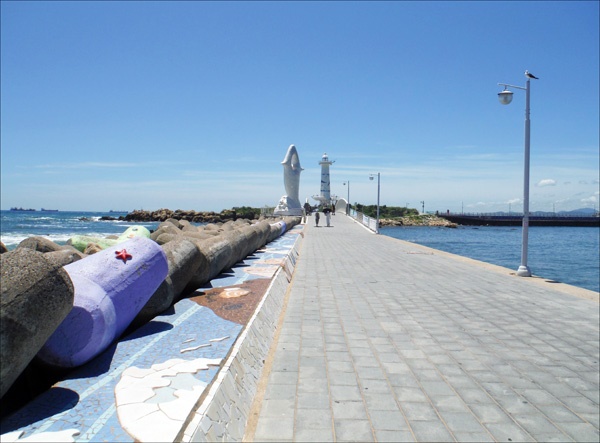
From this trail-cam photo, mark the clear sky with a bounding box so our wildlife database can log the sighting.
[2,1,598,213]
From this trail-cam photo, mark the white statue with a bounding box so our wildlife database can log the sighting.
[274,144,303,216]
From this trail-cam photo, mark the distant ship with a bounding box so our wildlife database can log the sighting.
[41,208,59,212]
[10,207,36,212]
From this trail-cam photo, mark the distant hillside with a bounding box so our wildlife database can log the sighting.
[560,208,598,215]
[470,208,598,217]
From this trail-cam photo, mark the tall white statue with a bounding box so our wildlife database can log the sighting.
[274,144,304,216]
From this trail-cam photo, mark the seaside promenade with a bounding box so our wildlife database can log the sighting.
[246,213,599,442]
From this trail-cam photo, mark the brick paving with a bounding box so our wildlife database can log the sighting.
[249,214,599,442]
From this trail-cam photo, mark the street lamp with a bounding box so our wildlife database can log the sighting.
[369,173,380,234]
[498,70,539,277]
[343,181,350,214]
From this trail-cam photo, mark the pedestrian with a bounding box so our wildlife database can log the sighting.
[314,211,320,227]
[323,206,332,227]
[304,201,312,216]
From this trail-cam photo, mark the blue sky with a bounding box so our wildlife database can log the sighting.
[2,1,598,213]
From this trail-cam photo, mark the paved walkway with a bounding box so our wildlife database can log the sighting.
[248,214,599,442]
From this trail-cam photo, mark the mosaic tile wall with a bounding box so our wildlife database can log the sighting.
[185,238,301,442]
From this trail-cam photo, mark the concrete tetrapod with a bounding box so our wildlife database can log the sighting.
[67,226,151,253]
[0,248,75,398]
[135,216,301,327]
[131,237,207,329]
[36,237,168,368]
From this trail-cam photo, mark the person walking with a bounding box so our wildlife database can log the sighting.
[303,201,312,216]
[323,206,332,227]
[314,211,320,227]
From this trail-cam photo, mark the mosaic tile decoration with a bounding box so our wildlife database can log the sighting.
[0,225,303,443]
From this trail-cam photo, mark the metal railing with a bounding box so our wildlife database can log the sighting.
[346,208,379,233]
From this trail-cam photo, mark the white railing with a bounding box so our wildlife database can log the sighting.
[347,208,378,233]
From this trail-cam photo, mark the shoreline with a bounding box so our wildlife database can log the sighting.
[379,214,458,227]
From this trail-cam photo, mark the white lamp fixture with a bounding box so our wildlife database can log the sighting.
[498,88,514,105]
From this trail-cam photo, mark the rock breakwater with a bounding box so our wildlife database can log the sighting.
[119,208,262,223]
[379,215,457,228]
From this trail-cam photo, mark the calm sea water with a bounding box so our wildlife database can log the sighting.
[381,225,599,293]
[1,211,598,293]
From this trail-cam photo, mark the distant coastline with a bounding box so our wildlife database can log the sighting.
[439,213,600,227]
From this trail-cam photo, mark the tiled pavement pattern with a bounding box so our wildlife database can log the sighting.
[251,214,599,442]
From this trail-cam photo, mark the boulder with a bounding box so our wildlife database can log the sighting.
[116,226,151,242]
[153,233,173,245]
[220,220,236,231]
[131,238,206,328]
[150,225,181,242]
[45,249,85,267]
[184,235,232,292]
[16,236,64,253]
[179,220,197,232]
[181,231,220,241]
[0,242,7,254]
[164,218,181,229]
[268,220,286,243]
[84,243,104,255]
[1,249,75,398]
[222,228,250,270]
[68,235,118,252]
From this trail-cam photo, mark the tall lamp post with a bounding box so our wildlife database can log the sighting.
[498,70,539,277]
[343,181,350,214]
[369,173,380,234]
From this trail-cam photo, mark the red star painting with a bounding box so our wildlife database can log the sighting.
[115,249,132,263]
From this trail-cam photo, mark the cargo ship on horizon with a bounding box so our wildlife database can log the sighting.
[9,207,36,212]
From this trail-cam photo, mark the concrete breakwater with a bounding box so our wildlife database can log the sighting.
[0,214,300,410]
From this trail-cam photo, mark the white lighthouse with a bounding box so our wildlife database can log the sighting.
[312,152,334,206]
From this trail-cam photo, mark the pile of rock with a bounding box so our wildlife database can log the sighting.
[0,215,300,402]
[120,208,259,223]
[379,215,457,228]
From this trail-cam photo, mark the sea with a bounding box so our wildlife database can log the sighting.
[1,210,599,293]
[381,224,599,293]
[0,210,161,250]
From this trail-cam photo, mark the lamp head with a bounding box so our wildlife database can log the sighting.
[498,89,514,105]
[369,176,374,181]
